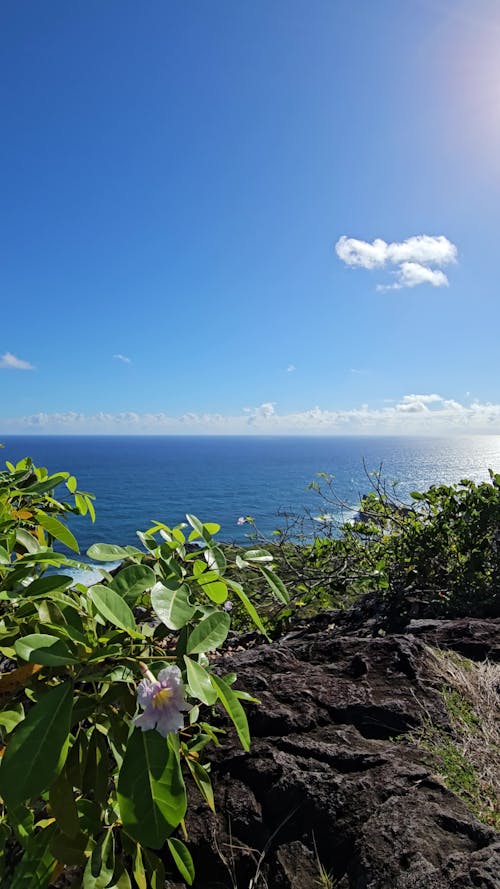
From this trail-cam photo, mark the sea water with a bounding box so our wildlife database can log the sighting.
[2,435,500,557]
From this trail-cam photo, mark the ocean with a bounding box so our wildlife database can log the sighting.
[2,435,500,555]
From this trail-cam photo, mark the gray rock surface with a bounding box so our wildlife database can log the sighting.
[181,622,499,888]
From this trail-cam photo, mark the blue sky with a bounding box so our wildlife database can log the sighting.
[2,0,500,434]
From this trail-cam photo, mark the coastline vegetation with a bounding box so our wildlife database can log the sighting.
[0,453,498,886]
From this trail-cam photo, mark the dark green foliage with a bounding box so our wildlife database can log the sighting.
[245,470,500,630]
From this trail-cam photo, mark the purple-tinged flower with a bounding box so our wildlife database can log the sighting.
[133,664,190,737]
[237,517,246,526]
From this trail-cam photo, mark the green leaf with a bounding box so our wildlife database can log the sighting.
[15,633,78,666]
[225,579,270,638]
[204,522,220,535]
[118,730,187,849]
[0,704,25,733]
[110,564,156,603]
[204,545,226,573]
[0,681,73,808]
[83,829,115,889]
[197,576,228,604]
[185,514,205,539]
[107,865,132,889]
[15,528,43,554]
[143,850,165,889]
[21,574,73,598]
[66,475,78,494]
[10,823,57,889]
[86,543,129,561]
[184,656,217,706]
[151,582,195,630]
[85,494,96,523]
[187,611,230,654]
[167,837,195,885]
[133,845,147,889]
[210,674,250,751]
[49,829,88,866]
[49,768,80,838]
[89,585,139,635]
[243,548,274,563]
[185,757,215,812]
[136,531,158,552]
[259,566,290,604]
[82,728,110,805]
[20,474,68,495]
[35,511,79,553]
[9,803,34,846]
[75,492,88,515]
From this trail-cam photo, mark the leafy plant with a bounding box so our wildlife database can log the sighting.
[0,458,287,887]
[248,469,500,630]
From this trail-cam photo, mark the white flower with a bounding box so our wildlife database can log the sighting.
[133,665,190,737]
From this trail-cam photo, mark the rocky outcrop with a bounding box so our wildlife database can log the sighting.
[181,618,499,889]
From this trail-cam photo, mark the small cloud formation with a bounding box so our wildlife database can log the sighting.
[377,262,449,291]
[286,364,296,373]
[113,354,132,364]
[0,352,34,370]
[244,402,276,426]
[335,234,457,290]
[394,394,443,413]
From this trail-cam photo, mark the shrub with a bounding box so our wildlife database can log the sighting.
[0,457,286,887]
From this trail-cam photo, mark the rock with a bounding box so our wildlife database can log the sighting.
[179,622,499,889]
[404,618,500,662]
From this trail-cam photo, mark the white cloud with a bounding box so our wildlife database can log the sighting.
[113,354,131,364]
[386,236,457,266]
[335,236,388,269]
[286,364,296,373]
[378,262,449,291]
[0,352,34,370]
[399,393,442,405]
[4,394,500,435]
[335,234,457,291]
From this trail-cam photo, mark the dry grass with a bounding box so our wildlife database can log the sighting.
[415,648,500,828]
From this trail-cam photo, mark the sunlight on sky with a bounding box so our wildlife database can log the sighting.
[437,1,500,179]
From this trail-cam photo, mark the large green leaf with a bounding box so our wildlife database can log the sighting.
[89,585,139,635]
[35,511,79,553]
[196,574,228,604]
[210,674,250,751]
[20,474,68,495]
[184,656,217,706]
[0,681,73,808]
[187,611,230,654]
[15,634,78,666]
[117,730,186,849]
[151,582,195,630]
[21,575,73,598]
[86,543,130,561]
[110,564,156,603]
